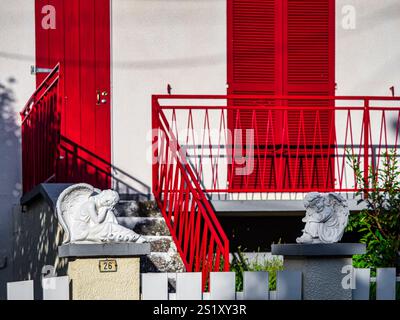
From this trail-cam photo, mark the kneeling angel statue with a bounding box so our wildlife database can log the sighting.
[57,183,146,244]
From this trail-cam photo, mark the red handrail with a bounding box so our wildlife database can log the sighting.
[152,97,230,289]
[20,64,62,193]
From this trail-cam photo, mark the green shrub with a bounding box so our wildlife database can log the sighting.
[230,247,283,291]
[346,149,400,272]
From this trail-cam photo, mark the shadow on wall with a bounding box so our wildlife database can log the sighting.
[0,78,22,299]
[12,198,68,300]
[0,78,21,196]
[58,136,151,200]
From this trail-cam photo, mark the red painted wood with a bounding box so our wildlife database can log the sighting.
[64,0,80,143]
[34,0,111,189]
[227,0,283,190]
[283,0,335,189]
[94,0,112,180]
[79,0,97,185]
[227,0,335,190]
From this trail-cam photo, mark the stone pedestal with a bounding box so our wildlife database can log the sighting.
[272,243,366,300]
[59,243,150,300]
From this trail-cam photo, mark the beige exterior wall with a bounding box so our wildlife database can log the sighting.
[68,257,140,300]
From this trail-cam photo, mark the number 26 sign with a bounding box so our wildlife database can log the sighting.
[99,259,118,273]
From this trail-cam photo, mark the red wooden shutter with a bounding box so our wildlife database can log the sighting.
[283,0,335,189]
[227,0,335,191]
[227,0,282,190]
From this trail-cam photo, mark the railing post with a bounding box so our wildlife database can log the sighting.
[152,96,160,197]
[363,99,370,193]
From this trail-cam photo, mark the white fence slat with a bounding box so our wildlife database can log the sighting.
[7,280,34,300]
[235,292,244,300]
[376,268,396,300]
[168,293,176,300]
[209,272,236,300]
[202,292,210,300]
[243,271,269,300]
[176,272,202,300]
[142,273,168,300]
[352,268,370,300]
[276,271,302,300]
[42,276,70,300]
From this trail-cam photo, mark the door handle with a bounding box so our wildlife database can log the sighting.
[96,90,108,105]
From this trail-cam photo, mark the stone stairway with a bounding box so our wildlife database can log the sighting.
[115,200,185,275]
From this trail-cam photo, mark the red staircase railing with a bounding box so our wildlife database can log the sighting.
[152,97,230,288]
[20,64,62,193]
[152,95,400,196]
[21,64,150,198]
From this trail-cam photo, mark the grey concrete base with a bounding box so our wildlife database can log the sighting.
[284,256,353,300]
[58,243,151,258]
[272,243,366,300]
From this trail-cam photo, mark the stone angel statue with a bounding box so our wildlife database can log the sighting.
[56,183,146,244]
[296,192,349,244]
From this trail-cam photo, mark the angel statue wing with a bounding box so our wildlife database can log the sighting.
[56,183,98,244]
[319,193,350,243]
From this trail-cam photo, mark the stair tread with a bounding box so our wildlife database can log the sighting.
[116,200,184,273]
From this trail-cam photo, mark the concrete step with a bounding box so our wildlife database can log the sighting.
[140,252,185,273]
[117,200,185,275]
[117,216,170,236]
[115,200,163,218]
[142,235,174,253]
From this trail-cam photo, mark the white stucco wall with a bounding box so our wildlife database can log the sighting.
[111,0,227,194]
[336,0,400,96]
[0,0,35,298]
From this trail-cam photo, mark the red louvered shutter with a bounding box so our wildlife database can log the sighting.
[283,0,335,189]
[227,0,335,191]
[227,0,283,190]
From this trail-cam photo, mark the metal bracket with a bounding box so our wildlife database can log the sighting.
[31,66,53,75]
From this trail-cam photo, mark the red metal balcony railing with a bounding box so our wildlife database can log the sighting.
[152,95,400,197]
[152,97,230,288]
[20,64,62,193]
[153,93,400,285]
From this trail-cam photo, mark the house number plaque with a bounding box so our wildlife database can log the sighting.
[99,259,118,273]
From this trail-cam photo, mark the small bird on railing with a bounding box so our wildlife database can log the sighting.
[167,84,172,95]
[390,86,395,97]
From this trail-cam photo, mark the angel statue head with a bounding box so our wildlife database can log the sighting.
[304,192,328,212]
[95,189,120,208]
